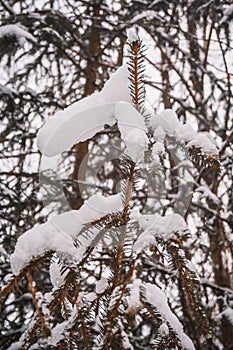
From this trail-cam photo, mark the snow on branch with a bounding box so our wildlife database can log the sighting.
[37,64,148,162]
[115,102,149,162]
[132,211,189,253]
[0,23,36,44]
[37,102,116,157]
[149,109,218,155]
[10,194,123,275]
[143,282,195,350]
[5,29,218,348]
[37,64,130,156]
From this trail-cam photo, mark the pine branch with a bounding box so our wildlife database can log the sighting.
[27,270,51,338]
[167,242,212,338]
[127,38,146,114]
[141,302,182,350]
[0,252,52,303]
[100,258,138,348]
[189,146,221,173]
[49,268,79,315]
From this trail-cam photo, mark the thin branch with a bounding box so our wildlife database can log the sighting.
[0,0,15,15]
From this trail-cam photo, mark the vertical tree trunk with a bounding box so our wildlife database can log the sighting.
[68,0,102,210]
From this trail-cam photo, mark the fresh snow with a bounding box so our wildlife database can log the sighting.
[127,278,142,312]
[96,277,108,294]
[144,283,195,350]
[132,212,189,253]
[37,76,148,161]
[176,124,196,142]
[195,185,219,204]
[46,309,77,346]
[37,72,217,165]
[49,256,68,290]
[119,126,148,162]
[219,307,233,326]
[187,133,218,154]
[130,10,161,24]
[127,27,139,43]
[115,102,149,162]
[150,109,180,134]
[10,194,123,275]
[153,125,166,142]
[149,109,218,155]
[0,84,14,98]
[4,24,222,350]
[158,322,169,336]
[101,64,131,104]
[37,102,116,157]
[152,141,165,156]
[121,330,134,350]
[37,64,131,157]
[0,24,36,44]
[7,318,36,350]
[109,286,121,310]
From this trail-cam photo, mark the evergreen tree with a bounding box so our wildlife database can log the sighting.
[1,1,232,349]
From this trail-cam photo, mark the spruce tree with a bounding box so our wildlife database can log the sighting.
[1,29,223,350]
[1,1,233,349]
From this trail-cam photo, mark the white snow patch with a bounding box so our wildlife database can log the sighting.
[187,133,218,154]
[222,307,233,325]
[49,256,68,290]
[127,27,139,43]
[150,109,218,155]
[122,330,134,349]
[0,24,36,44]
[158,322,169,336]
[37,102,116,157]
[115,102,149,162]
[153,126,166,142]
[85,292,96,302]
[130,10,160,23]
[144,283,195,350]
[127,278,142,312]
[0,84,14,97]
[96,266,111,294]
[152,141,165,156]
[133,213,188,253]
[47,310,77,346]
[195,185,219,204]
[37,64,131,157]
[101,64,131,104]
[220,4,233,25]
[176,124,196,142]
[10,194,123,275]
[150,109,180,134]
[96,277,108,294]
[217,307,233,326]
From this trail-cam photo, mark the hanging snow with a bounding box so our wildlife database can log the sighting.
[133,213,189,253]
[0,23,36,44]
[37,64,131,157]
[149,109,218,155]
[115,101,149,162]
[10,194,123,275]
[144,283,195,350]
